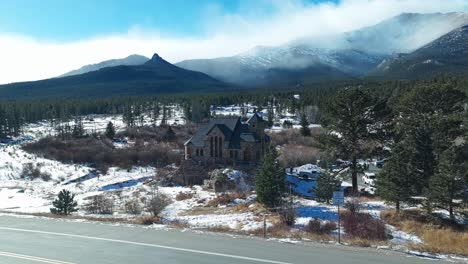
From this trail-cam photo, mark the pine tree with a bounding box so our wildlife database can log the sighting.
[152,103,160,127]
[429,145,468,219]
[267,107,274,128]
[313,172,341,204]
[319,87,380,193]
[182,103,192,122]
[377,142,416,212]
[50,189,78,215]
[105,121,116,139]
[396,84,467,195]
[72,117,85,138]
[299,112,311,136]
[256,148,285,208]
[160,105,167,127]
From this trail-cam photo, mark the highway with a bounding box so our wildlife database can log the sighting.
[0,215,451,264]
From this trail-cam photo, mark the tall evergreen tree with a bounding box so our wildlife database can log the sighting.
[377,142,417,212]
[397,84,466,194]
[72,117,85,138]
[429,145,468,219]
[267,107,274,128]
[256,148,285,208]
[313,172,341,204]
[320,87,381,192]
[299,112,311,136]
[105,121,116,139]
[160,105,167,127]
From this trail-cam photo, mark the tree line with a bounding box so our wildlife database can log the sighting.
[318,80,467,219]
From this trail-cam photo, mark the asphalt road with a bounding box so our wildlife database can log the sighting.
[0,215,451,264]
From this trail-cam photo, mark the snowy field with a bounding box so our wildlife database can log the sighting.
[0,107,456,260]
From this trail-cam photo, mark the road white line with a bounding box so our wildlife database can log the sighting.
[0,227,293,264]
[0,251,76,264]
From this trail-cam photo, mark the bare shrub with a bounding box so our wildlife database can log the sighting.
[278,207,297,226]
[168,219,190,229]
[267,222,291,237]
[278,144,321,168]
[304,219,337,234]
[269,128,322,147]
[84,195,114,215]
[344,196,363,215]
[40,172,52,181]
[342,212,388,241]
[207,192,247,207]
[124,199,142,215]
[117,125,196,148]
[175,192,193,201]
[23,136,182,171]
[21,163,51,181]
[135,216,160,225]
[145,194,171,216]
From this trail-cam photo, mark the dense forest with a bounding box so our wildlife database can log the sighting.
[1,75,467,139]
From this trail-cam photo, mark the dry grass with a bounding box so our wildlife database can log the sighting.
[134,215,161,225]
[175,192,193,201]
[206,192,247,207]
[206,225,232,233]
[342,238,390,248]
[27,212,133,223]
[381,209,468,256]
[167,219,190,229]
[178,206,219,216]
[409,228,468,256]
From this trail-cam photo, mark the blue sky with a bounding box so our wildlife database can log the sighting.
[0,0,337,41]
[0,0,466,84]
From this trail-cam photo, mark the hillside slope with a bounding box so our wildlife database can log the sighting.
[0,54,230,100]
[60,54,149,77]
[370,25,468,79]
[176,12,468,86]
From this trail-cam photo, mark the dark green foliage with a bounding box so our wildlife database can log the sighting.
[190,100,210,123]
[50,189,78,215]
[299,113,311,136]
[256,148,285,208]
[320,87,383,192]
[267,107,274,128]
[370,25,468,80]
[377,142,417,211]
[282,120,293,128]
[429,145,468,219]
[105,121,116,139]
[72,117,85,138]
[313,172,341,204]
[163,126,176,141]
[396,84,466,194]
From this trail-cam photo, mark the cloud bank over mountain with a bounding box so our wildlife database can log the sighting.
[0,0,467,84]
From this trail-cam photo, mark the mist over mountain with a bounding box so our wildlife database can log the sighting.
[371,24,468,79]
[176,12,468,86]
[60,54,149,77]
[2,12,468,100]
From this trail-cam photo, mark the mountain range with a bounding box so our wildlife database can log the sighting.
[176,12,468,86]
[60,54,149,77]
[371,24,468,79]
[0,54,229,100]
[0,12,467,99]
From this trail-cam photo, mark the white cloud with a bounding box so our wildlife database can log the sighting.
[0,0,467,84]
